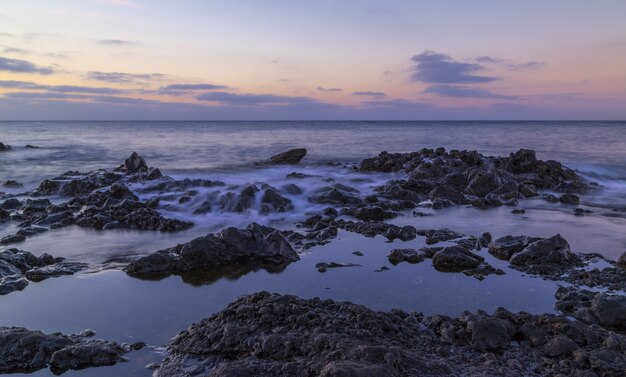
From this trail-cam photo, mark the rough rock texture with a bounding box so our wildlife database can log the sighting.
[0,142,11,151]
[432,246,484,272]
[362,148,594,210]
[0,248,86,295]
[256,148,307,165]
[556,287,626,329]
[125,223,299,277]
[509,234,582,276]
[488,235,542,260]
[388,248,425,265]
[156,292,626,377]
[0,327,127,374]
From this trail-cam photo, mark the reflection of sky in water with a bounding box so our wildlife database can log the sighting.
[1,121,625,376]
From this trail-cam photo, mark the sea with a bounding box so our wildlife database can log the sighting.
[0,121,625,376]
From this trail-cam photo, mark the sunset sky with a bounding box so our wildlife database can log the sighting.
[0,0,625,120]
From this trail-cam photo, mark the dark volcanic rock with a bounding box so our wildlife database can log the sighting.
[315,262,361,272]
[119,152,148,173]
[353,206,397,221]
[156,292,626,377]
[125,223,299,277]
[0,142,11,151]
[388,248,425,265]
[509,234,581,275]
[0,327,127,374]
[432,246,484,272]
[488,235,541,260]
[257,148,307,165]
[556,287,626,329]
[3,180,23,188]
[618,252,626,269]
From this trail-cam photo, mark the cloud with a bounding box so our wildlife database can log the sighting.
[196,91,321,106]
[423,85,518,100]
[100,0,140,7]
[0,80,125,94]
[161,83,227,90]
[410,50,497,84]
[86,71,162,83]
[352,91,386,97]
[0,56,54,74]
[507,61,545,71]
[2,47,30,55]
[317,86,343,92]
[475,56,503,63]
[96,39,137,46]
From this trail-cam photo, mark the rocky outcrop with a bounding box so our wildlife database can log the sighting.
[155,292,626,377]
[432,246,484,272]
[0,248,86,295]
[0,327,129,374]
[509,234,582,276]
[255,148,307,165]
[0,142,11,151]
[556,287,626,329]
[362,148,594,210]
[388,248,425,265]
[125,223,299,277]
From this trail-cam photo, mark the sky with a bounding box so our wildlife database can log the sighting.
[0,0,625,120]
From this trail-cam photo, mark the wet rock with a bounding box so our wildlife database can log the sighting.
[1,198,22,210]
[125,223,299,277]
[315,262,360,272]
[308,185,361,206]
[281,183,302,195]
[467,317,514,350]
[0,327,127,374]
[260,188,293,213]
[0,208,9,221]
[560,193,580,205]
[353,206,396,221]
[590,294,626,328]
[25,262,89,282]
[418,228,464,245]
[352,251,364,256]
[488,235,541,260]
[504,149,537,173]
[257,148,307,165]
[543,335,580,357]
[509,234,580,274]
[429,185,469,205]
[432,246,484,272]
[616,252,626,269]
[24,144,39,149]
[0,234,26,245]
[388,248,425,265]
[0,142,11,151]
[511,209,526,214]
[463,263,505,280]
[119,152,148,173]
[3,180,23,188]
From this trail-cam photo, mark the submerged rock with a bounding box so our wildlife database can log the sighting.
[0,327,128,374]
[125,223,299,277]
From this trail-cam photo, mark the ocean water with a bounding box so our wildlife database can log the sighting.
[1,121,625,376]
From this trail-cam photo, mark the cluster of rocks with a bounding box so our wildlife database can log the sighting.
[361,148,595,210]
[254,148,308,166]
[153,291,626,377]
[0,248,86,295]
[556,286,626,330]
[124,223,299,279]
[0,153,193,245]
[0,142,11,151]
[0,327,132,374]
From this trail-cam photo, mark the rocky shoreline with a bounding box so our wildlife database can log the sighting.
[1,145,625,376]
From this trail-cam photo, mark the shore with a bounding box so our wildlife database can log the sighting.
[1,144,625,376]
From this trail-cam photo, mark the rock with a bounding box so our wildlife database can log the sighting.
[488,235,541,260]
[24,144,39,149]
[511,209,526,214]
[388,248,425,265]
[352,251,364,256]
[560,193,580,205]
[429,185,469,205]
[281,183,302,195]
[315,262,360,272]
[467,317,514,350]
[0,327,127,374]
[505,149,537,173]
[2,180,23,188]
[308,185,361,206]
[509,234,576,269]
[125,223,299,277]
[616,252,626,269]
[432,246,484,272]
[0,142,11,151]
[120,152,148,173]
[590,294,626,328]
[0,234,26,245]
[260,188,293,213]
[353,206,396,221]
[25,262,89,282]
[257,148,307,165]
[543,335,580,357]
[418,228,464,244]
[1,198,22,210]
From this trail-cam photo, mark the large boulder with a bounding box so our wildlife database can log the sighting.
[488,235,542,260]
[0,142,11,151]
[120,152,148,173]
[125,223,299,276]
[505,149,537,173]
[509,234,574,267]
[590,294,626,328]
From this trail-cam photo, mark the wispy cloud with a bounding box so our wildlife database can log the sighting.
[352,91,386,97]
[423,84,517,100]
[317,86,342,92]
[196,91,324,107]
[100,0,140,7]
[0,80,126,94]
[410,50,497,84]
[86,71,162,83]
[0,56,54,74]
[2,46,30,55]
[96,39,138,46]
[507,61,545,71]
